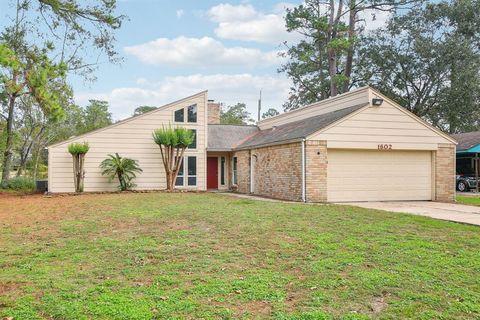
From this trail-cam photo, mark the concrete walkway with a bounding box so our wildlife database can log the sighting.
[345,201,480,226]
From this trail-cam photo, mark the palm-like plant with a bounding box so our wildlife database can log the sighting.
[100,153,143,191]
[152,126,194,191]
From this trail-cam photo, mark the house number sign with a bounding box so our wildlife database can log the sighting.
[377,144,393,150]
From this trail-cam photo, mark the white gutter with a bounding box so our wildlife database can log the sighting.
[250,151,254,194]
[301,139,306,202]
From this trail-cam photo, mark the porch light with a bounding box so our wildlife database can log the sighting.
[372,98,383,106]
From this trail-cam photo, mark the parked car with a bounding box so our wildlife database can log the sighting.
[456,173,478,192]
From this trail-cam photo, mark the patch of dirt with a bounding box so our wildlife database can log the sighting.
[370,292,390,314]
[0,281,23,297]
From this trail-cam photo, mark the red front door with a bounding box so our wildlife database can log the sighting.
[207,157,218,189]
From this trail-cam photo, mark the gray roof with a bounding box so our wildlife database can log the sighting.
[208,124,259,150]
[451,131,480,151]
[237,104,368,149]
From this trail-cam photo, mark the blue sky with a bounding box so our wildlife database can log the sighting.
[1,0,390,120]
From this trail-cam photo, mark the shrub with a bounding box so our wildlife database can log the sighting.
[1,176,36,192]
[100,153,143,191]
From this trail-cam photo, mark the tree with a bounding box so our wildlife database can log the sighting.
[0,0,125,183]
[68,142,89,192]
[262,108,280,120]
[0,41,67,183]
[152,127,194,191]
[100,153,142,191]
[81,100,112,133]
[133,106,157,116]
[358,1,480,133]
[280,0,419,111]
[220,103,253,125]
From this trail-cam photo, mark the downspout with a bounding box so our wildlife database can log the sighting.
[250,151,253,194]
[301,139,306,202]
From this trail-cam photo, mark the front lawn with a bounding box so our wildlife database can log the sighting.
[1,193,479,319]
[457,195,480,207]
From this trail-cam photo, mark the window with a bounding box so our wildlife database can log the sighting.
[187,157,197,186]
[187,104,197,122]
[175,156,196,186]
[232,157,238,185]
[174,108,184,122]
[175,157,184,186]
[220,156,226,185]
[188,130,197,149]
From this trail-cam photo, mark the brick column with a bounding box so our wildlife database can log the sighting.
[305,140,328,202]
[435,144,455,202]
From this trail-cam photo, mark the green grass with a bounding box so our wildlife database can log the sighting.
[457,195,480,207]
[0,193,479,319]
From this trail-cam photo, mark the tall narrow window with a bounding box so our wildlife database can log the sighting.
[174,108,184,122]
[187,157,197,186]
[188,130,197,149]
[232,157,238,185]
[187,104,197,123]
[220,156,226,185]
[175,157,184,186]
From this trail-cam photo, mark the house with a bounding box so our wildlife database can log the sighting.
[48,86,457,202]
[451,131,479,192]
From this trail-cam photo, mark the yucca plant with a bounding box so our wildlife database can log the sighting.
[100,153,143,191]
[152,126,194,191]
[68,142,89,192]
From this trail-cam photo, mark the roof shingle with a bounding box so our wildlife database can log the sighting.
[207,124,259,150]
[236,104,368,149]
[451,131,480,151]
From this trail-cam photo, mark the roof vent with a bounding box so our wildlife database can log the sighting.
[272,125,277,130]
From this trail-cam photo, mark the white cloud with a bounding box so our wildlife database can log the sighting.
[207,3,257,22]
[124,36,284,68]
[176,9,185,18]
[207,3,300,44]
[75,74,290,121]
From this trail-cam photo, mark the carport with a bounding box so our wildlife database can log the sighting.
[452,131,480,193]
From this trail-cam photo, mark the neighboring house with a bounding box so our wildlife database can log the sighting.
[48,86,457,202]
[451,131,479,192]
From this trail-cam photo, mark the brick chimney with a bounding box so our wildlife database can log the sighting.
[207,100,220,124]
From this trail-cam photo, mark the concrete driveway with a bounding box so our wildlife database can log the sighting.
[345,201,480,226]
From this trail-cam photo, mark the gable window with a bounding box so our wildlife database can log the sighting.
[187,104,197,123]
[188,130,197,149]
[187,157,197,186]
[220,157,226,185]
[174,108,184,122]
[232,157,238,185]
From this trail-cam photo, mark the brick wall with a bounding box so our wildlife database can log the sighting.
[250,143,302,201]
[233,150,250,193]
[207,102,220,124]
[435,144,455,202]
[305,140,327,202]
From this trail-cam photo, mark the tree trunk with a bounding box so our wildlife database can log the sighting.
[328,0,338,97]
[1,93,17,184]
[343,1,356,93]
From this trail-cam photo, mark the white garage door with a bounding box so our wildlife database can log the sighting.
[327,149,432,202]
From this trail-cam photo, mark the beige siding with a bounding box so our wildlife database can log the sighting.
[258,87,370,130]
[327,149,433,202]
[310,100,453,150]
[48,92,208,192]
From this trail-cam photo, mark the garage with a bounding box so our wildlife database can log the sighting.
[327,149,432,202]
